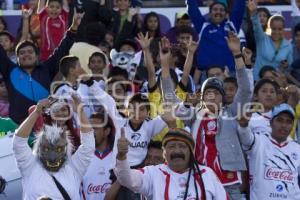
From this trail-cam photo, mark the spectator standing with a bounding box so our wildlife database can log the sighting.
[142,12,164,39]
[0,31,16,63]
[186,0,246,82]
[165,12,198,44]
[248,0,293,81]
[81,112,115,200]
[0,12,83,124]
[37,0,69,61]
[114,128,228,199]
[238,103,300,200]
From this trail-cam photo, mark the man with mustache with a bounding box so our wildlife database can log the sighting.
[114,128,228,199]
[238,103,300,200]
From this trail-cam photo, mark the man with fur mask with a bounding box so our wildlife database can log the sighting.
[13,95,95,200]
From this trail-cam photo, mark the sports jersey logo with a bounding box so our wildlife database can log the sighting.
[178,177,187,188]
[276,184,283,192]
[131,133,141,141]
[87,183,111,194]
[207,121,216,131]
[264,167,294,183]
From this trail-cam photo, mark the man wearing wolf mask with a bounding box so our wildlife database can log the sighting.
[13,95,95,200]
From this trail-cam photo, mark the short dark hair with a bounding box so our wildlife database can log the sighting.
[224,77,238,88]
[176,26,194,37]
[148,140,162,150]
[209,2,227,13]
[15,40,39,55]
[128,93,150,111]
[206,64,224,77]
[254,79,279,95]
[108,67,128,80]
[90,111,115,149]
[259,65,276,79]
[48,0,63,5]
[88,52,107,65]
[59,55,79,77]
[107,78,128,92]
[0,31,14,42]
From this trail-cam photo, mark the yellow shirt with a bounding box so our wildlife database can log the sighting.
[148,82,188,141]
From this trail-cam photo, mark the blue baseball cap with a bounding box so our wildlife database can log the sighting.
[271,103,295,120]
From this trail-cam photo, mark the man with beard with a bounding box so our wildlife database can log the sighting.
[114,128,227,200]
[12,95,95,200]
[0,12,84,124]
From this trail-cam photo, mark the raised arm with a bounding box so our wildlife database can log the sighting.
[13,100,49,176]
[291,0,300,16]
[186,0,206,34]
[37,0,46,13]
[248,0,265,42]
[44,11,84,79]
[114,128,144,193]
[226,31,253,116]
[229,0,246,31]
[237,113,255,151]
[70,94,95,178]
[15,99,49,138]
[181,37,198,88]
[63,0,69,12]
[19,9,31,43]
[136,32,156,88]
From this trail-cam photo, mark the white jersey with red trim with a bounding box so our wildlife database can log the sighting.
[248,111,272,136]
[81,151,113,200]
[247,134,300,200]
[138,163,228,200]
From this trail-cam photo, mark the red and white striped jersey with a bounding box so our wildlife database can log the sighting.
[247,134,300,200]
[81,150,113,200]
[194,113,241,186]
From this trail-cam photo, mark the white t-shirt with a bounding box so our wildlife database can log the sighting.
[248,111,272,136]
[12,132,95,200]
[113,117,166,167]
[247,134,300,200]
[115,160,227,200]
[81,150,113,200]
[89,84,167,167]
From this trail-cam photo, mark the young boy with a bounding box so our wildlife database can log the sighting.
[224,77,238,105]
[88,52,107,90]
[38,0,69,60]
[0,31,16,63]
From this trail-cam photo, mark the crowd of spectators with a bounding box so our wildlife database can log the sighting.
[1,0,300,199]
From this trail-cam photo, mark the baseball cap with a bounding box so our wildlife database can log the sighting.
[162,128,195,150]
[201,77,225,97]
[271,103,295,120]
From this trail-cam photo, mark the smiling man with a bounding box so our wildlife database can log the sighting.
[0,12,83,124]
[114,128,228,200]
[186,0,246,73]
[238,103,300,200]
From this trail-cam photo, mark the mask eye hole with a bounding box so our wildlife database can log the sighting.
[56,147,63,153]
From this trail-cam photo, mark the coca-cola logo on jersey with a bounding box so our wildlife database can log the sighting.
[87,183,111,194]
[264,167,294,183]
